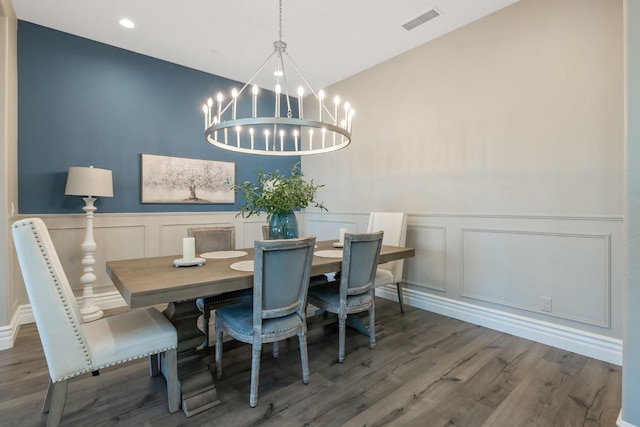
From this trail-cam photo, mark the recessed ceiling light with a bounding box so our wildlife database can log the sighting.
[119,18,135,29]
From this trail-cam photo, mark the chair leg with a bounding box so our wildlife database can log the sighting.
[369,303,376,350]
[164,349,180,413]
[249,345,262,407]
[149,354,159,376]
[298,330,310,384]
[338,315,346,363]
[215,322,223,379]
[41,378,53,414]
[46,379,67,427]
[272,341,279,358]
[396,282,405,313]
[202,306,211,348]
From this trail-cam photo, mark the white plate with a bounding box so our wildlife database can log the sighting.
[230,260,254,272]
[173,257,206,267]
[200,250,248,259]
[314,249,344,258]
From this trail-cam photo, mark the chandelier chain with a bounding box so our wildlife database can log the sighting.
[278,0,283,42]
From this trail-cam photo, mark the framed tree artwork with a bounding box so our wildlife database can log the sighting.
[141,154,234,203]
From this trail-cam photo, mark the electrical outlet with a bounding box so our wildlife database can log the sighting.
[541,296,552,312]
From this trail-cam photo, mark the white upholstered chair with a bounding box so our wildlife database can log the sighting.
[367,212,408,312]
[190,226,252,347]
[307,231,384,363]
[215,236,316,407]
[11,218,179,426]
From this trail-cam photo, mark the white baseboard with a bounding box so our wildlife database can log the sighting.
[376,285,623,365]
[0,290,127,351]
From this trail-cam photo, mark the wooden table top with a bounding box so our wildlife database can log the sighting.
[107,239,415,308]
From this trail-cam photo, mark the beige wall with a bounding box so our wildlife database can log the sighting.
[304,0,623,217]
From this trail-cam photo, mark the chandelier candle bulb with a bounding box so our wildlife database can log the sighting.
[252,85,259,118]
[250,128,255,149]
[318,90,325,121]
[224,128,228,144]
[264,129,269,150]
[297,87,304,118]
[231,88,238,120]
[236,126,241,147]
[279,130,284,151]
[217,92,223,122]
[202,105,208,128]
[294,129,299,151]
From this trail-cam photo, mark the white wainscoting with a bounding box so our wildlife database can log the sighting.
[304,211,624,365]
[4,211,624,366]
[461,227,610,328]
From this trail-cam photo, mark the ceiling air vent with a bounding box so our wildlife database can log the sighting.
[402,9,440,31]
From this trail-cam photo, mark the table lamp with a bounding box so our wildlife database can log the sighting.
[65,166,113,322]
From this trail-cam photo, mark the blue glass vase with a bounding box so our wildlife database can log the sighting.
[268,211,299,239]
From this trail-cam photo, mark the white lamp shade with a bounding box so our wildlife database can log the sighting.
[65,166,114,197]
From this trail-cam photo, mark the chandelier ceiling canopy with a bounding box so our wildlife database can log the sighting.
[202,0,354,156]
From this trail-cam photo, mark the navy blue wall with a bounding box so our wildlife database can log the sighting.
[17,22,298,214]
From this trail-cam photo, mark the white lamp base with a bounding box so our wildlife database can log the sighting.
[80,303,104,322]
[78,196,104,322]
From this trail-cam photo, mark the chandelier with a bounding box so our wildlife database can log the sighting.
[202,0,354,156]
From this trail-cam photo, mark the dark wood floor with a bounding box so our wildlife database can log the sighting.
[0,298,621,426]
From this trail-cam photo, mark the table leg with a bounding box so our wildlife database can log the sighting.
[162,300,220,417]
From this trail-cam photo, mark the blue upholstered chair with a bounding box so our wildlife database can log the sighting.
[12,218,179,426]
[214,236,316,407]
[190,226,252,347]
[307,231,384,363]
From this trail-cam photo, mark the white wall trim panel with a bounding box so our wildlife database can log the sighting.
[460,227,611,328]
[376,286,622,365]
[404,224,447,292]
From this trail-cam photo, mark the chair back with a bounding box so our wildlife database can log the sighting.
[262,225,270,240]
[341,231,384,295]
[189,226,235,253]
[12,218,92,381]
[367,212,407,281]
[253,236,316,323]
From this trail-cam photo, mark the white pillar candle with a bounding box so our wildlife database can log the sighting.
[339,228,347,245]
[183,237,196,261]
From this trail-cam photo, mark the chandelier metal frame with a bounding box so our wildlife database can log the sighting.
[202,0,354,156]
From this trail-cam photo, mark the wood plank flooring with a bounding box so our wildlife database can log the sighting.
[0,299,621,426]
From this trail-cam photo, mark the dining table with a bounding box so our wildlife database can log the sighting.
[106,239,415,416]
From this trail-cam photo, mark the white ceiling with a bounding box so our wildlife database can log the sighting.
[11,0,520,91]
